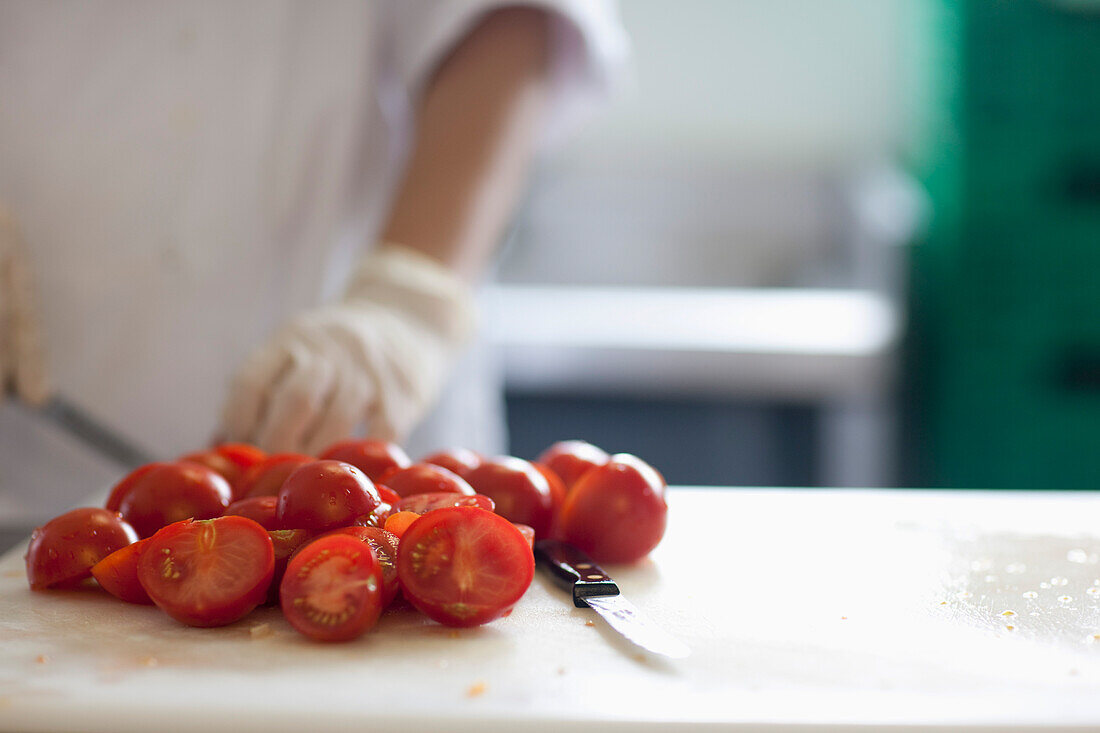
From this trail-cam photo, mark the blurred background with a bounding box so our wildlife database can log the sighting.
[493,0,1100,491]
[3,0,1100,551]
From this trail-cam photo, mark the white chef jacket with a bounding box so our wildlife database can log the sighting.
[0,1,626,459]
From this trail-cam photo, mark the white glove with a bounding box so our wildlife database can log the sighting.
[0,205,49,406]
[219,244,476,454]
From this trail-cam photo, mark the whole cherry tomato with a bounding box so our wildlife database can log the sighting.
[26,508,139,591]
[137,516,274,627]
[466,457,554,539]
[91,538,152,604]
[379,463,475,499]
[105,463,165,512]
[118,462,232,538]
[276,460,381,531]
[397,507,534,627]
[213,443,266,471]
[558,453,667,564]
[280,534,385,642]
[318,439,410,482]
[238,453,315,501]
[179,450,243,490]
[225,496,280,531]
[537,440,610,491]
[420,447,481,478]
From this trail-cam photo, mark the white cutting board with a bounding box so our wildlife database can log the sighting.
[3,488,1100,732]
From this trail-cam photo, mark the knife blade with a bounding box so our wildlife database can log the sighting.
[534,539,690,659]
[36,396,156,469]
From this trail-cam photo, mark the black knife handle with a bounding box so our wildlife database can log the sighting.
[534,539,620,608]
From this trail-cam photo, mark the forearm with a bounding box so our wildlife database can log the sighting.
[380,7,552,281]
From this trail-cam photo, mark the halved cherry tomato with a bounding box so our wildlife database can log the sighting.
[318,439,410,482]
[91,538,152,604]
[396,507,534,627]
[394,492,495,515]
[137,516,274,627]
[26,508,139,591]
[280,534,385,642]
[266,529,315,604]
[351,502,393,529]
[383,511,420,539]
[466,457,554,539]
[537,440,609,491]
[105,463,164,512]
[315,526,400,607]
[179,450,243,491]
[559,453,667,564]
[213,443,266,471]
[379,463,475,499]
[238,453,315,500]
[118,462,232,538]
[276,460,381,532]
[225,496,280,531]
[421,447,481,478]
[512,523,535,550]
[376,484,401,506]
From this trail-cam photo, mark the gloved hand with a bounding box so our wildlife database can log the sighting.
[219,244,476,454]
[0,205,50,406]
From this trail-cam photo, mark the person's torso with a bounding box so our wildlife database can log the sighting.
[0,0,397,454]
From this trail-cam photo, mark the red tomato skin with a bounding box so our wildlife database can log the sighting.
[351,502,393,529]
[138,516,274,627]
[559,454,668,565]
[394,492,495,515]
[315,526,400,607]
[420,447,481,478]
[396,507,535,628]
[213,443,266,471]
[225,496,280,531]
[91,538,153,604]
[379,463,475,499]
[318,439,411,482]
[537,440,610,491]
[26,508,139,591]
[105,463,165,512]
[238,453,315,500]
[533,463,567,538]
[280,535,385,642]
[375,484,401,506]
[276,460,382,532]
[512,523,535,550]
[465,457,554,539]
[179,451,243,490]
[118,462,232,538]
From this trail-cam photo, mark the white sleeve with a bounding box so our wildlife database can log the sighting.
[386,0,629,146]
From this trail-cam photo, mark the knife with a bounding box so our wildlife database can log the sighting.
[36,396,156,469]
[534,539,690,659]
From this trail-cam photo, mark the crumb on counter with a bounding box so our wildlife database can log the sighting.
[249,623,273,639]
[584,620,595,627]
[449,631,460,639]
[35,655,49,664]
[466,682,487,698]
[139,656,158,667]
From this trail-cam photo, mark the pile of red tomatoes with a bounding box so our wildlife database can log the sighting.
[24,439,668,643]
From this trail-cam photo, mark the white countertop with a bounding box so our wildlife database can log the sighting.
[3,488,1100,732]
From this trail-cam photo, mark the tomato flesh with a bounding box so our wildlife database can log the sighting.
[91,538,153,604]
[394,492,495,515]
[26,508,139,591]
[316,527,400,607]
[397,507,534,627]
[280,535,384,642]
[118,462,232,538]
[277,460,381,532]
[266,529,315,604]
[559,453,667,564]
[318,439,410,482]
[137,516,274,627]
[379,463,475,499]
